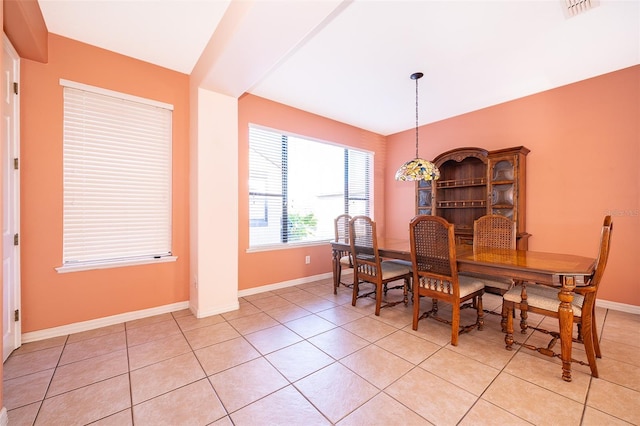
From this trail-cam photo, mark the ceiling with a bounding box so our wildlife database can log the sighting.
[38,0,639,136]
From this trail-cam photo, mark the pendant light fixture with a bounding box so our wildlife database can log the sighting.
[394,72,440,182]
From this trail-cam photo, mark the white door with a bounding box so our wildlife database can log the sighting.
[2,34,20,361]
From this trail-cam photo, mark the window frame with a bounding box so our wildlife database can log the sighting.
[247,125,373,251]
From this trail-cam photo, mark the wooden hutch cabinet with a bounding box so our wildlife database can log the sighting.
[416,146,530,249]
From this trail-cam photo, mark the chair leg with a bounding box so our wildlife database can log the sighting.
[451,304,460,346]
[581,318,599,378]
[412,292,420,330]
[592,310,602,358]
[519,306,529,334]
[351,276,359,307]
[374,283,383,316]
[476,296,484,330]
[403,277,410,306]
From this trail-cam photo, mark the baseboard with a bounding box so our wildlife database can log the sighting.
[21,273,334,343]
[597,299,640,315]
[21,301,190,344]
[195,300,240,319]
[0,407,7,426]
[238,272,333,297]
[18,282,638,344]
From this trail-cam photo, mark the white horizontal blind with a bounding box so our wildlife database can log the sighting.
[62,83,173,266]
[249,125,372,248]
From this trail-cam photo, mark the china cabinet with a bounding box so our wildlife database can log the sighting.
[416,146,529,249]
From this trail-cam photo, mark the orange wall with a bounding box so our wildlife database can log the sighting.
[3,0,48,62]
[20,34,190,332]
[237,94,387,290]
[386,66,640,307]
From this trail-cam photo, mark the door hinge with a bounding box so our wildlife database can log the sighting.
[13,233,19,246]
[14,309,19,322]
[13,82,18,95]
[14,158,19,170]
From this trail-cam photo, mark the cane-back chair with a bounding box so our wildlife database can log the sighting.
[467,214,517,329]
[502,215,613,377]
[471,214,517,292]
[349,215,412,316]
[409,215,485,346]
[333,214,353,294]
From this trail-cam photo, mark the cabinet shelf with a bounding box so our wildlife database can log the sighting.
[436,178,486,188]
[437,200,486,208]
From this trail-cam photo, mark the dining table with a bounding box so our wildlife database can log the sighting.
[330,239,596,382]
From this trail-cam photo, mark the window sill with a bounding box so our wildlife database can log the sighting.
[246,239,330,253]
[56,256,178,274]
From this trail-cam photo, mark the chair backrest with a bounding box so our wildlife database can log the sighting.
[473,214,516,251]
[409,215,457,281]
[349,215,381,280]
[334,214,351,243]
[590,215,613,291]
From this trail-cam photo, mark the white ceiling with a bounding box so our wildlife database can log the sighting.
[38,0,639,136]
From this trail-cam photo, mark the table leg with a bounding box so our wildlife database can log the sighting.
[505,304,514,350]
[558,276,576,382]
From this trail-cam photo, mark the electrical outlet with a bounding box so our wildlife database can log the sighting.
[305,255,311,264]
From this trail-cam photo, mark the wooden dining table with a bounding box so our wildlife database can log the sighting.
[330,239,596,382]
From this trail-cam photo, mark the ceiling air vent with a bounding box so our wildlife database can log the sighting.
[564,0,600,17]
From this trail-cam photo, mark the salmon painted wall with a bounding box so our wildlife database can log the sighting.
[20,34,190,332]
[237,94,386,290]
[386,66,640,307]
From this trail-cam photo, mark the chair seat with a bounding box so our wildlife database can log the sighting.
[421,275,484,297]
[460,273,512,291]
[339,255,351,266]
[458,276,486,297]
[379,260,412,280]
[385,259,413,271]
[503,284,585,316]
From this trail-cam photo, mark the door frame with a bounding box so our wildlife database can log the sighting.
[3,33,21,361]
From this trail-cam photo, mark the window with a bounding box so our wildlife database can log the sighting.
[249,125,372,248]
[58,80,174,271]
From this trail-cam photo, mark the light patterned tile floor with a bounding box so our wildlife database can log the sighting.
[4,277,640,425]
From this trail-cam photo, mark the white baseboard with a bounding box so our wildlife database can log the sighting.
[20,273,333,344]
[596,299,640,315]
[21,301,189,344]
[238,272,333,297]
[20,276,635,345]
[195,301,240,319]
[0,407,7,426]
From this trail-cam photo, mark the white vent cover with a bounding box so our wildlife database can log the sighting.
[564,0,600,17]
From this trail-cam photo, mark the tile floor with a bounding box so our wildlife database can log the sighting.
[4,277,640,425]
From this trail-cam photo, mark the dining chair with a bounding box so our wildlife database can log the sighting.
[333,213,353,294]
[502,215,613,377]
[467,214,517,330]
[409,215,485,346]
[349,215,412,316]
